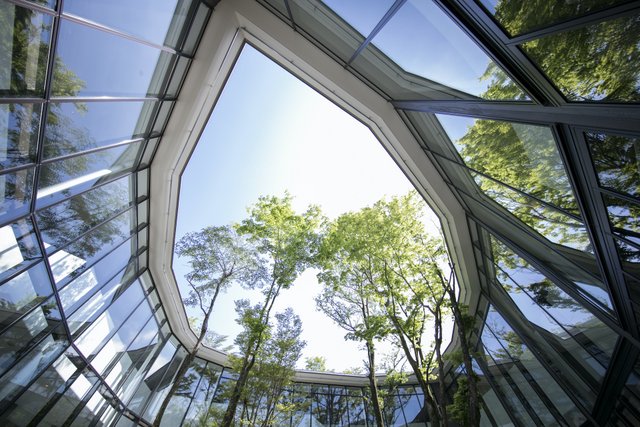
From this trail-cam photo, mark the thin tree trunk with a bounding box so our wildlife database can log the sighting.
[434,305,449,427]
[221,281,282,426]
[365,340,385,427]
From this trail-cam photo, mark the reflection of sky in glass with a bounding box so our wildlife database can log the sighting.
[55,20,162,97]
[371,0,494,96]
[320,0,394,36]
[63,0,180,46]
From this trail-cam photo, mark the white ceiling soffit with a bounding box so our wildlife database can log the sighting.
[149,0,480,379]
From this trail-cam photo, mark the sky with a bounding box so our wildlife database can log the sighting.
[173,44,446,372]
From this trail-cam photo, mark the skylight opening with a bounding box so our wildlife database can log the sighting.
[173,43,447,373]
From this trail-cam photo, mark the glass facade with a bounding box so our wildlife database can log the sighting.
[1,0,639,426]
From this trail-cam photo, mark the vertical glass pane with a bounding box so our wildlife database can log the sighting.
[603,194,640,244]
[0,3,52,96]
[587,131,639,198]
[44,101,154,159]
[0,346,82,426]
[0,326,68,405]
[0,103,40,169]
[0,166,34,224]
[366,0,526,99]
[53,20,169,97]
[0,261,52,328]
[521,12,640,102]
[484,305,594,412]
[74,280,144,358]
[63,0,193,48]
[37,367,99,427]
[0,218,41,280]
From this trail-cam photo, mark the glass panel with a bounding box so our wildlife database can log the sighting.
[321,0,395,36]
[471,171,592,252]
[74,279,144,358]
[603,194,640,244]
[37,176,133,253]
[53,19,170,97]
[37,141,141,207]
[366,0,526,99]
[0,346,82,426]
[59,244,134,317]
[63,0,192,48]
[480,0,629,36]
[437,114,579,215]
[50,215,135,287]
[0,295,60,375]
[587,132,639,198]
[139,138,159,169]
[126,338,177,412]
[521,12,640,102]
[0,3,53,97]
[90,300,152,375]
[0,103,40,170]
[483,307,589,422]
[37,367,99,427]
[44,101,154,159]
[0,326,68,406]
[0,166,34,224]
[288,0,365,63]
[0,262,51,328]
[0,218,41,280]
[183,362,222,425]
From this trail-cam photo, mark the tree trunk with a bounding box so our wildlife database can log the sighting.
[365,341,385,427]
[446,286,480,427]
[434,306,449,427]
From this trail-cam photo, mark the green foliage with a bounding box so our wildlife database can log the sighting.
[304,356,329,372]
[447,376,471,427]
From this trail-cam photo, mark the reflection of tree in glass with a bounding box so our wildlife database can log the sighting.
[487,1,639,102]
[587,133,640,198]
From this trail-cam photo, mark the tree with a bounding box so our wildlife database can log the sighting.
[220,193,322,426]
[315,205,394,427]
[235,307,306,426]
[304,356,329,372]
[153,226,261,426]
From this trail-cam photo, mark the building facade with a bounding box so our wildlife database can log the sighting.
[0,0,639,425]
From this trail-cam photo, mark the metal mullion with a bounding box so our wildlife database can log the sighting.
[512,360,568,426]
[346,0,407,65]
[60,13,177,55]
[425,145,584,222]
[393,100,640,134]
[485,295,599,425]
[558,126,639,336]
[0,97,46,104]
[599,187,640,207]
[433,0,568,105]
[50,96,163,103]
[506,1,640,46]
[283,0,296,30]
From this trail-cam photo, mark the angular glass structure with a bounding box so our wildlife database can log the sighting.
[0,0,639,425]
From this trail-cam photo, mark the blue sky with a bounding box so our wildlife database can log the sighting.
[173,44,438,372]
